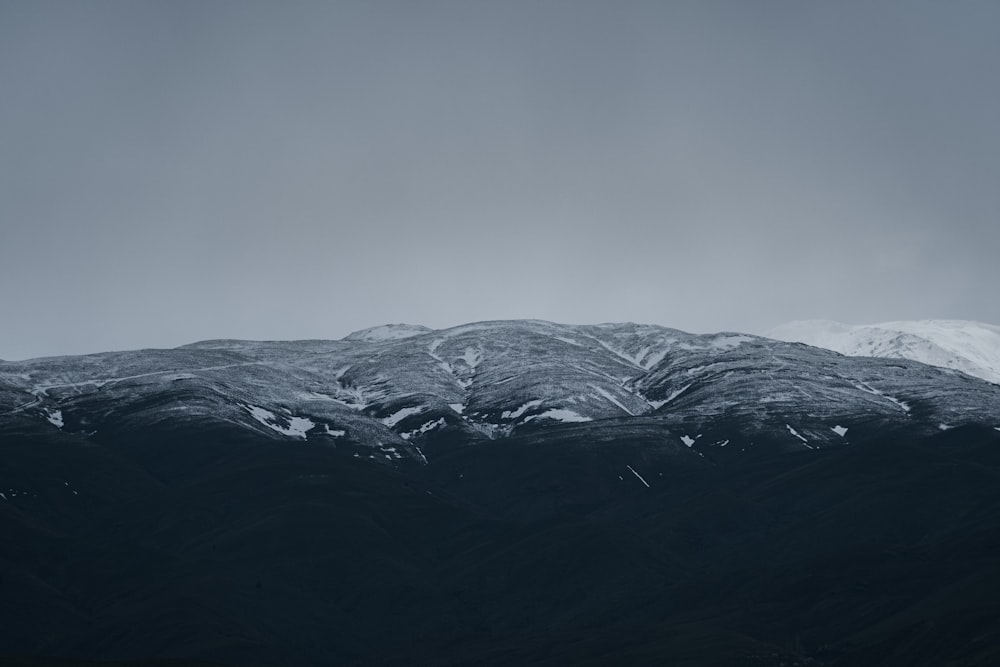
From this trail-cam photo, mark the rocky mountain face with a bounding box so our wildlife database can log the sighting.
[2,320,1000,667]
[766,319,1000,385]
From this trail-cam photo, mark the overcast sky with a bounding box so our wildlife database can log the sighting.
[2,1,999,359]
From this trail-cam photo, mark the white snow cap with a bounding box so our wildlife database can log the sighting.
[766,319,1000,385]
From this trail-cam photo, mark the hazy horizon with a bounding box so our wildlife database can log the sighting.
[3,1,999,360]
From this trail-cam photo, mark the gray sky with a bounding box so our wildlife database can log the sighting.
[2,0,999,360]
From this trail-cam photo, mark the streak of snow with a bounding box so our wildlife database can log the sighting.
[938,423,953,431]
[553,336,581,346]
[626,464,650,488]
[523,409,592,423]
[649,383,692,409]
[413,445,428,464]
[323,425,346,437]
[785,424,808,442]
[786,424,815,449]
[589,384,634,415]
[854,381,911,413]
[448,403,465,414]
[502,399,543,420]
[578,335,646,369]
[641,348,669,369]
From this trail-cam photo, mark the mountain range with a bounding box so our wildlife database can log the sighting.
[2,320,999,666]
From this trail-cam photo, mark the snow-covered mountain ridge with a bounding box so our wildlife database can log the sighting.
[2,320,999,466]
[766,319,1000,385]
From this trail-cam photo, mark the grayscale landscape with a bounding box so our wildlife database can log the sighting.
[2,2,999,666]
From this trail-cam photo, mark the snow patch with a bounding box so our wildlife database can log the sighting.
[381,406,424,428]
[502,399,544,420]
[402,417,446,439]
[938,423,953,431]
[680,435,695,447]
[523,409,592,424]
[448,403,465,414]
[323,425,346,437]
[44,409,64,429]
[831,425,848,437]
[242,405,314,439]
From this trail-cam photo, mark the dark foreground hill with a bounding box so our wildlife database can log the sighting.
[2,321,999,666]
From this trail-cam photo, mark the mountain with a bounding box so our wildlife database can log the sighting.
[2,320,998,465]
[766,319,1000,385]
[2,320,1000,666]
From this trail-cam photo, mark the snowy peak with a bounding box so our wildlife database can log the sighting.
[766,319,1000,384]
